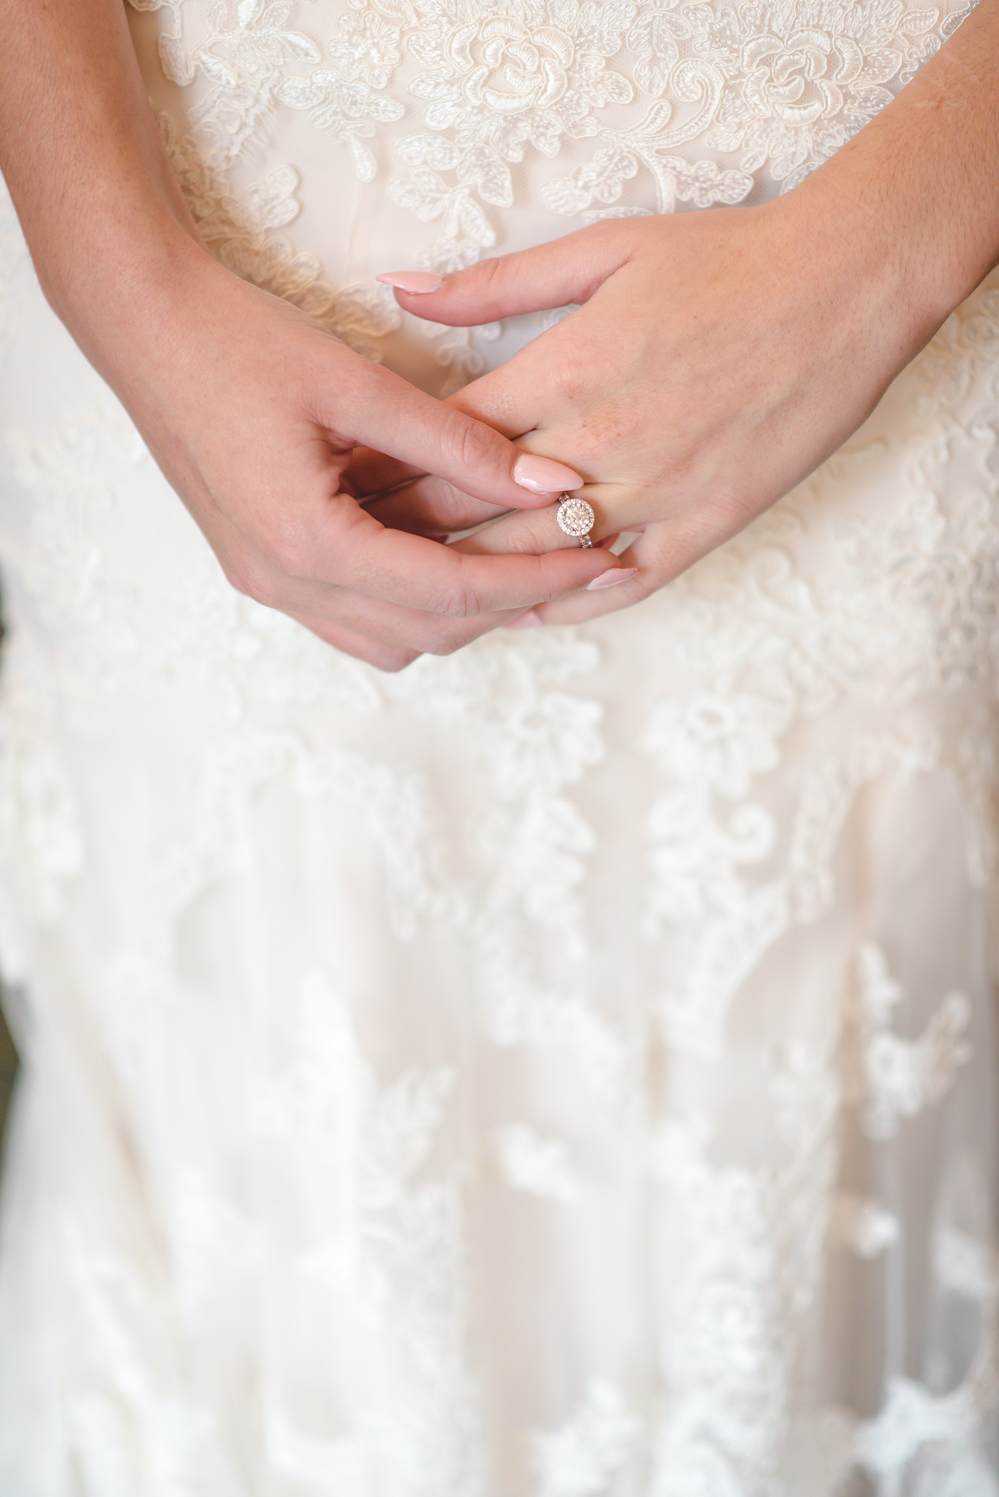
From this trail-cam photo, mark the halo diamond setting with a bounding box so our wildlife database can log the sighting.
[556,495,595,547]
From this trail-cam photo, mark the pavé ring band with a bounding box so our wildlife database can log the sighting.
[556,494,595,548]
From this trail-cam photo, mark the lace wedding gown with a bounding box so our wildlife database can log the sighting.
[0,1,997,1492]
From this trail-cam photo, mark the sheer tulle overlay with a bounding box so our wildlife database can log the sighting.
[0,2,997,1492]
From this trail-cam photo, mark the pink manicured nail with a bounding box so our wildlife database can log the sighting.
[505,609,543,629]
[513,454,585,494]
[376,271,444,294]
[587,567,640,592]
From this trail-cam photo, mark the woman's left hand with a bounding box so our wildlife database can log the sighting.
[364,191,927,625]
[363,0,999,632]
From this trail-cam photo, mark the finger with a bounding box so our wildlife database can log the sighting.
[527,523,703,626]
[352,368,557,491]
[289,610,421,672]
[311,503,615,616]
[346,444,425,499]
[365,474,508,537]
[329,360,583,510]
[347,425,555,504]
[445,319,601,446]
[451,499,621,560]
[376,221,634,327]
[289,581,527,658]
[326,504,629,650]
[450,505,633,615]
[346,434,585,506]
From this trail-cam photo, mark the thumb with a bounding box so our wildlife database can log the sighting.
[376,222,630,327]
[319,356,583,510]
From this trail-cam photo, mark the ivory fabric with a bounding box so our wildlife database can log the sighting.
[0,1,997,1492]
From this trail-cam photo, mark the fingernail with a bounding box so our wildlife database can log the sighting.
[587,567,639,592]
[376,271,444,294]
[504,609,543,629]
[513,454,585,494]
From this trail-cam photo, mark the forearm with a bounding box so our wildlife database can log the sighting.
[0,0,203,354]
[795,0,999,351]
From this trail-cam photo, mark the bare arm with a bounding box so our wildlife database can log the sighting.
[0,0,204,372]
[834,0,999,341]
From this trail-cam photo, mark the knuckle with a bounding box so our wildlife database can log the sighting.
[443,582,481,619]
[501,516,551,557]
[710,485,756,530]
[264,523,314,582]
[444,408,499,477]
[550,348,593,408]
[630,574,660,603]
[423,562,481,620]
[222,562,253,600]
[238,494,323,585]
[249,578,287,612]
[436,481,481,529]
[223,559,283,611]
[424,630,464,658]
[474,255,506,301]
[373,646,420,673]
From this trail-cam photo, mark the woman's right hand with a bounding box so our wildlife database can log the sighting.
[0,0,619,672]
[88,240,616,669]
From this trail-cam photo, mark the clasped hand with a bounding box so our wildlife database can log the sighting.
[129,193,917,674]
[361,192,917,648]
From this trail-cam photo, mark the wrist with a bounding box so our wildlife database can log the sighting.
[0,0,207,360]
[36,183,213,385]
[791,3,999,357]
[38,167,203,323]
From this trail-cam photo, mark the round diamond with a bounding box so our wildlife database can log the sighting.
[556,497,595,539]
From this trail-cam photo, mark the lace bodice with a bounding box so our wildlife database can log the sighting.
[127,0,972,390]
[0,3,996,1494]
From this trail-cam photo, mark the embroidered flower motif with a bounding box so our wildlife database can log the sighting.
[277,69,405,181]
[161,0,320,88]
[700,0,957,187]
[407,4,635,162]
[494,1123,582,1201]
[533,1381,639,1497]
[849,942,973,1140]
[328,9,402,87]
[155,0,322,158]
[643,691,787,798]
[388,0,636,261]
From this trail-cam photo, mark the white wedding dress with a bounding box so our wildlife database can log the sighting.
[0,1,997,1492]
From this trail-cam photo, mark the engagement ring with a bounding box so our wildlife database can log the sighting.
[556,494,595,547]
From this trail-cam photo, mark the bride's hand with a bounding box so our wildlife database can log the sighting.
[0,0,619,674]
[95,242,621,667]
[370,5,999,629]
[371,195,918,626]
